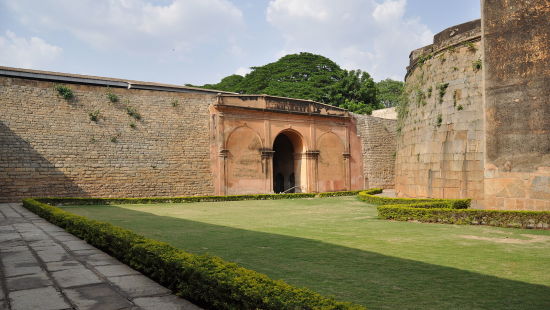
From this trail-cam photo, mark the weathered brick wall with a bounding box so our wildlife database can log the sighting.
[395,20,485,207]
[482,0,550,210]
[354,114,396,189]
[0,76,215,202]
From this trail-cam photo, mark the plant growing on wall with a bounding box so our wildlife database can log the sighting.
[171,99,179,107]
[129,122,136,129]
[89,110,101,122]
[427,86,433,98]
[472,59,482,71]
[417,53,433,67]
[436,83,449,104]
[453,90,460,107]
[126,105,141,120]
[436,114,443,127]
[415,89,426,106]
[106,89,119,103]
[54,84,74,100]
[464,41,477,52]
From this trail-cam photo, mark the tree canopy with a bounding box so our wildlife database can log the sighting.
[193,52,401,114]
[376,78,405,108]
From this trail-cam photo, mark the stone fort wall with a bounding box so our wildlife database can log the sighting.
[482,0,550,210]
[396,0,550,211]
[395,20,485,207]
[0,71,216,202]
[355,114,396,189]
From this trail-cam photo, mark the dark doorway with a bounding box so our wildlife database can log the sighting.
[273,133,295,193]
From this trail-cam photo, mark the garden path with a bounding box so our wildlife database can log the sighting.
[0,203,201,310]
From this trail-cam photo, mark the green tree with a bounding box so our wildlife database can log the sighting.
[199,74,244,92]
[376,78,404,108]
[195,52,382,114]
[324,70,381,114]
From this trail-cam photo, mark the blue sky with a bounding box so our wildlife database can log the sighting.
[0,0,479,85]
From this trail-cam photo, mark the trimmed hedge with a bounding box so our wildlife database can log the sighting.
[378,205,550,229]
[38,190,377,206]
[22,198,365,310]
[358,190,470,209]
[318,190,365,197]
[38,193,318,206]
[357,190,549,230]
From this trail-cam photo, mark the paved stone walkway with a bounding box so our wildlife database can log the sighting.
[0,203,202,310]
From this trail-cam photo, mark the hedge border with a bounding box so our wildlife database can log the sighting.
[37,190,371,206]
[357,190,549,230]
[357,190,470,209]
[37,192,316,206]
[22,198,365,310]
[377,206,550,230]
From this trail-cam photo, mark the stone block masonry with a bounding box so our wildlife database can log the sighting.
[0,73,216,202]
[354,114,396,189]
[395,20,485,207]
[482,0,550,211]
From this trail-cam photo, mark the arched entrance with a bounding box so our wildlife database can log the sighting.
[272,130,304,193]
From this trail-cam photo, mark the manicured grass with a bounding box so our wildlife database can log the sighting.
[61,197,550,309]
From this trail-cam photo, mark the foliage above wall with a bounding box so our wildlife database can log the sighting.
[191,52,401,115]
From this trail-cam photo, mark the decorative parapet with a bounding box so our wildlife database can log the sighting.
[215,94,349,118]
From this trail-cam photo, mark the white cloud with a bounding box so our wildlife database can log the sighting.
[4,0,244,59]
[235,66,251,76]
[266,0,432,80]
[0,31,62,68]
[372,0,406,23]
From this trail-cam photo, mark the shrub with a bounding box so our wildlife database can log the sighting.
[36,192,321,206]
[358,190,548,230]
[318,190,364,198]
[377,206,550,230]
[472,59,482,71]
[89,110,101,122]
[357,190,470,209]
[22,198,364,310]
[54,84,74,100]
[107,91,119,103]
[436,83,449,104]
[464,41,477,52]
[126,106,142,120]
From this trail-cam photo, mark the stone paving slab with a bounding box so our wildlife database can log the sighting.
[0,203,201,310]
[64,284,133,310]
[108,275,171,298]
[9,286,70,310]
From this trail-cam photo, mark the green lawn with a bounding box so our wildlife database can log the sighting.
[61,197,550,309]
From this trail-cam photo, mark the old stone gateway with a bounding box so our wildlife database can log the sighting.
[212,95,363,195]
[0,68,395,201]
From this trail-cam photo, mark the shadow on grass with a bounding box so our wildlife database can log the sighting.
[65,205,550,310]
